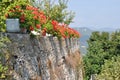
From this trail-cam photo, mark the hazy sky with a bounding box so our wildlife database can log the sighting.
[68,0,120,29]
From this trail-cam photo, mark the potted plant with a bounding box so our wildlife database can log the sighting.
[5,3,24,33]
[5,1,48,34]
[4,1,80,38]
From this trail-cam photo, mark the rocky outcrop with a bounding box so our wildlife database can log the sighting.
[2,33,83,80]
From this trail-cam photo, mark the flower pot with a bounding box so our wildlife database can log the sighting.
[6,19,20,32]
[21,28,27,33]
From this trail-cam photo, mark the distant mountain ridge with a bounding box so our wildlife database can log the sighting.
[72,27,93,55]
[90,27,120,32]
[72,27,92,36]
[72,27,119,55]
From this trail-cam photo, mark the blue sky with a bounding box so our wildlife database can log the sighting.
[67,0,120,30]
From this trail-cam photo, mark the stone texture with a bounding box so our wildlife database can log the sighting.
[2,33,83,80]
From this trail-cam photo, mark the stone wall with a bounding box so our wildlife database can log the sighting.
[2,33,83,80]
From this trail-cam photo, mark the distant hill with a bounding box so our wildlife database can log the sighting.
[73,27,93,55]
[91,27,120,33]
[74,27,92,36]
[72,27,119,55]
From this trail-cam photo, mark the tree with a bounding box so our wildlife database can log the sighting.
[83,31,120,80]
[111,30,120,55]
[83,31,113,80]
[96,56,120,80]
[31,0,75,24]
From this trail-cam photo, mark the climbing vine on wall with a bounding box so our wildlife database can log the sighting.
[0,34,11,79]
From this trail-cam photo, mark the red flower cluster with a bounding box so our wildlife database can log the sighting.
[51,20,80,38]
[20,14,25,22]
[26,5,38,11]
[5,4,47,32]
[26,5,47,24]
[25,5,47,30]
[30,26,34,31]
[36,24,41,29]
[51,20,58,31]
[5,4,80,38]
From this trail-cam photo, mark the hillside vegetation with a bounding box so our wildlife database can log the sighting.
[83,31,120,80]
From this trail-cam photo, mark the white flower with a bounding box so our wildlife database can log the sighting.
[31,30,40,35]
[46,33,51,36]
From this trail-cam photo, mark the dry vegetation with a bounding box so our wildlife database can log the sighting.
[46,50,83,80]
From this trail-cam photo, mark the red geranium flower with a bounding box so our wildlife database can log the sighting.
[42,28,47,36]
[20,14,25,22]
[30,26,34,31]
[36,24,41,29]
[16,6,20,9]
[33,16,38,20]
[26,5,35,10]
[32,11,39,15]
[20,19,25,22]
[51,20,58,26]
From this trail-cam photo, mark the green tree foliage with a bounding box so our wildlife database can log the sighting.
[111,31,120,55]
[31,0,75,24]
[96,56,120,80]
[83,31,120,80]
